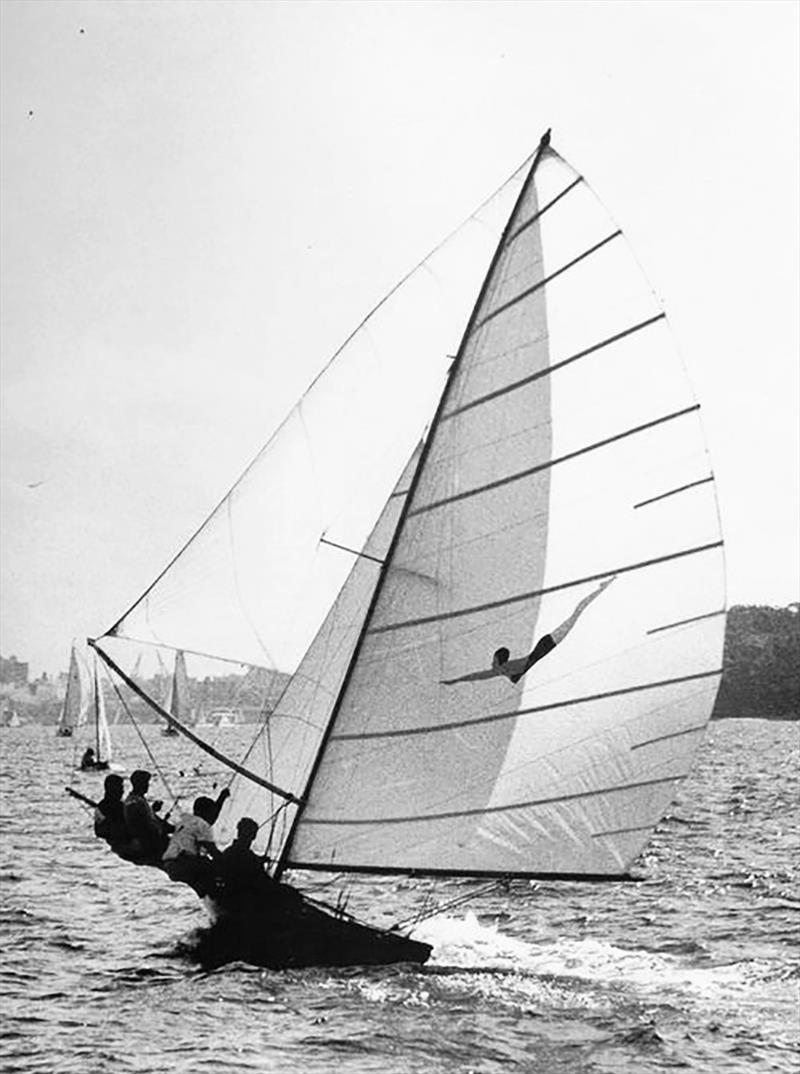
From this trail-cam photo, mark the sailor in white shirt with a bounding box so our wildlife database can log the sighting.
[162,790,229,893]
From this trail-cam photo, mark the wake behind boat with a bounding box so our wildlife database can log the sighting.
[73,130,726,970]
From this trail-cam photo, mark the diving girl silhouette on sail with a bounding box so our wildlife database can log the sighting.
[441,576,616,686]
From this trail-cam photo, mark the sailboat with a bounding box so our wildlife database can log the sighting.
[59,643,113,769]
[87,131,726,969]
[161,650,189,736]
[56,642,86,737]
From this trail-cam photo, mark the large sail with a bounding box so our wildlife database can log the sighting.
[282,140,726,878]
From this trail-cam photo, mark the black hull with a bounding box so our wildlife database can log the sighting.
[56,728,73,737]
[189,881,431,971]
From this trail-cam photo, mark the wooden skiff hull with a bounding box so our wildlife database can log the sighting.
[192,885,432,971]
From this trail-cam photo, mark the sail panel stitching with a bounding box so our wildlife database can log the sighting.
[634,475,715,509]
[475,230,622,331]
[331,667,723,741]
[368,540,723,636]
[301,774,681,826]
[443,314,667,423]
[410,403,701,518]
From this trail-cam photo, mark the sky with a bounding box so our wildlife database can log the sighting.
[1,0,798,678]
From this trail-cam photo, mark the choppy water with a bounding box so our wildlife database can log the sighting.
[1,719,798,1073]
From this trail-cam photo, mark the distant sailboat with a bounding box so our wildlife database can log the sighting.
[59,643,113,769]
[56,643,87,737]
[161,650,189,736]
[88,131,726,968]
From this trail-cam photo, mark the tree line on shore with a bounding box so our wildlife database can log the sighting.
[711,604,799,720]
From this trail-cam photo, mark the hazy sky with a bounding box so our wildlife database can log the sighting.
[1,0,798,676]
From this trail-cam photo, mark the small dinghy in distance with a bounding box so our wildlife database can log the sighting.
[83,129,726,970]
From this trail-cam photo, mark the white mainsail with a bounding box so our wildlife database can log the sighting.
[282,140,725,877]
[97,135,725,879]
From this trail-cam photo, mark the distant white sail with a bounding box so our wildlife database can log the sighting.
[57,643,91,735]
[93,656,113,764]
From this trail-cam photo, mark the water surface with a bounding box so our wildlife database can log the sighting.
[1,719,798,1073]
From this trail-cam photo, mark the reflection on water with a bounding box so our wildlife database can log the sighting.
[1,719,798,1073]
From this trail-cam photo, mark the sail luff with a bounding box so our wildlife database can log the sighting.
[275,130,554,881]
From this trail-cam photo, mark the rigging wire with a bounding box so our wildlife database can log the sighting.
[390,878,508,931]
[108,675,177,808]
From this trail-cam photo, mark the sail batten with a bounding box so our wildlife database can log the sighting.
[630,724,707,750]
[367,541,723,635]
[443,312,667,422]
[647,608,726,634]
[301,774,683,827]
[409,403,702,517]
[508,176,584,242]
[331,666,723,741]
[634,476,715,510]
[476,229,622,329]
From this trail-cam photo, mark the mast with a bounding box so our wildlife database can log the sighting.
[275,130,553,880]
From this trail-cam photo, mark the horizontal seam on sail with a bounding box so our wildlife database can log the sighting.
[368,540,723,636]
[647,609,726,636]
[634,475,715,509]
[475,230,622,330]
[506,177,583,242]
[332,667,724,741]
[630,724,708,750]
[442,313,667,423]
[409,403,701,518]
[300,774,682,826]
